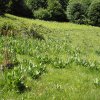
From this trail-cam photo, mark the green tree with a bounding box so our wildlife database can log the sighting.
[48,0,66,21]
[25,0,47,12]
[10,0,33,17]
[34,8,50,20]
[88,0,100,26]
[0,0,11,15]
[59,0,69,10]
[67,2,86,24]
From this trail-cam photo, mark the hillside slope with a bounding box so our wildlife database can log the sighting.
[0,14,100,100]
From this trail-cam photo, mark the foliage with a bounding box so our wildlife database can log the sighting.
[67,2,86,24]
[59,0,69,10]
[88,0,100,26]
[47,0,66,21]
[10,0,33,17]
[25,0,47,11]
[0,0,11,15]
[34,0,67,21]
[34,8,50,20]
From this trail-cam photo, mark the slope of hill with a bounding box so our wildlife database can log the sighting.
[0,14,100,100]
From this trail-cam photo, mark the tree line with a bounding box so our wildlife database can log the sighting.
[0,0,100,26]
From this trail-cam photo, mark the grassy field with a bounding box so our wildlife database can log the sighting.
[0,14,100,100]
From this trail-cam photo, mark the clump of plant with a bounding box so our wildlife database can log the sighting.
[0,58,46,93]
[1,66,28,93]
[36,55,51,65]
[21,59,46,80]
[28,25,44,40]
[28,64,46,79]
[2,39,18,70]
[73,56,100,70]
[21,24,45,40]
[0,22,20,36]
[52,57,66,68]
[96,49,100,56]
[94,78,100,87]
[0,22,19,70]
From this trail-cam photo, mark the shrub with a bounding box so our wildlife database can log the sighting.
[1,67,27,93]
[67,2,86,24]
[0,22,20,36]
[88,1,100,26]
[47,0,66,21]
[21,24,45,40]
[34,8,50,20]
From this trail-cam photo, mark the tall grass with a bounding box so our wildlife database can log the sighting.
[0,14,100,100]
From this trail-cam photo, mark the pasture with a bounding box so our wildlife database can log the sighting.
[0,14,100,100]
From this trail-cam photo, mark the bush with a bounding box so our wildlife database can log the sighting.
[34,8,50,20]
[1,66,27,93]
[47,0,67,21]
[67,2,86,24]
[88,1,100,26]
[0,22,15,36]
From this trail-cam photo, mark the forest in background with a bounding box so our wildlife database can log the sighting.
[0,0,100,26]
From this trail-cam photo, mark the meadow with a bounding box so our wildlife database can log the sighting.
[0,14,100,100]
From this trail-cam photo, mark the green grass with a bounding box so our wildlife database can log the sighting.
[0,14,100,100]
